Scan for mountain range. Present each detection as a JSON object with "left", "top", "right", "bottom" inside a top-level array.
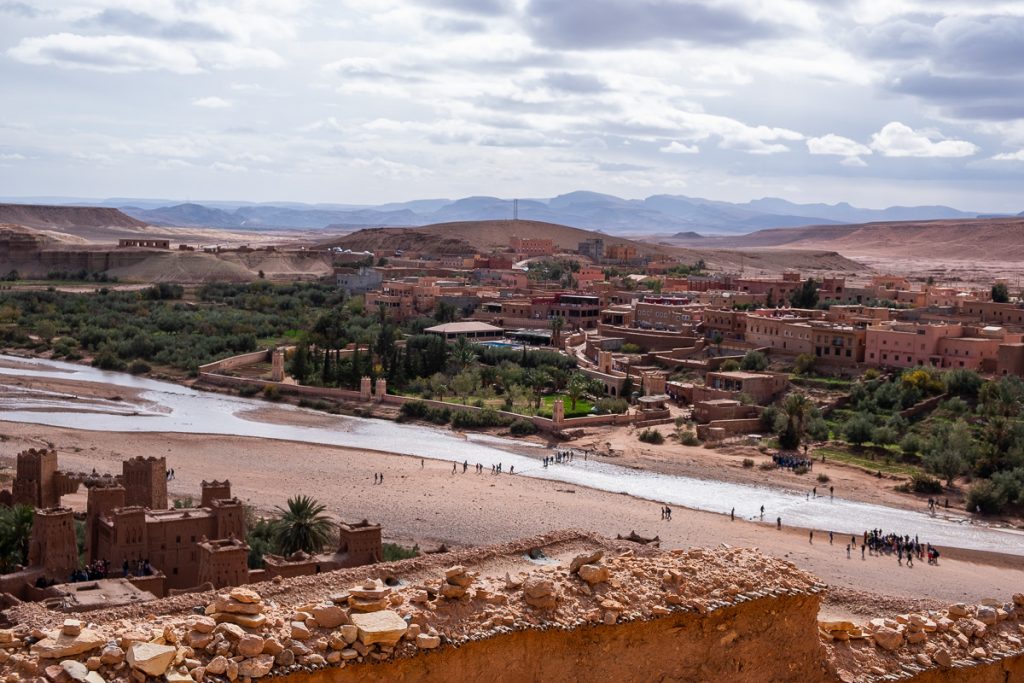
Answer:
[{"left": 2, "top": 192, "right": 1016, "bottom": 236}]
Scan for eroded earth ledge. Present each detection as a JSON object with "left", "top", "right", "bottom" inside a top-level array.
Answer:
[{"left": 2, "top": 531, "right": 1021, "bottom": 683}]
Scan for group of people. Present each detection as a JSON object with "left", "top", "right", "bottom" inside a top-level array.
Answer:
[
  {"left": 864, "top": 529, "right": 940, "bottom": 566},
  {"left": 660, "top": 505, "right": 673, "bottom": 520},
  {"left": 68, "top": 559, "right": 111, "bottom": 583},
  {"left": 372, "top": 472, "right": 385, "bottom": 484},
  {"left": 122, "top": 558, "right": 154, "bottom": 577},
  {"left": 165, "top": 468, "right": 176, "bottom": 481},
  {"left": 772, "top": 453, "right": 813, "bottom": 470}
]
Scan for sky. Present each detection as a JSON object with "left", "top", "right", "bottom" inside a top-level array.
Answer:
[{"left": 2, "top": 0, "right": 1024, "bottom": 210}]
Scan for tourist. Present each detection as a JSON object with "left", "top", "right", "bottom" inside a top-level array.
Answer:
[
  {"left": 666, "top": 506, "right": 672, "bottom": 521},
  {"left": 379, "top": 473, "right": 384, "bottom": 484},
  {"left": 730, "top": 508, "right": 735, "bottom": 521},
  {"left": 463, "top": 460, "right": 468, "bottom": 473},
  {"left": 510, "top": 465, "right": 514, "bottom": 474},
  {"left": 373, "top": 473, "right": 378, "bottom": 485},
  {"left": 776, "top": 517, "right": 781, "bottom": 530},
  {"left": 660, "top": 506, "right": 666, "bottom": 520},
  {"left": 829, "top": 531, "right": 833, "bottom": 545},
  {"left": 812, "top": 487, "right": 816, "bottom": 498},
  {"left": 421, "top": 459, "right": 424, "bottom": 468},
  {"left": 829, "top": 485, "right": 834, "bottom": 499},
  {"left": 809, "top": 530, "right": 813, "bottom": 544},
  {"left": 760, "top": 505, "right": 765, "bottom": 520},
  {"left": 452, "top": 462, "right": 457, "bottom": 474},
  {"left": 846, "top": 544, "right": 851, "bottom": 559}
]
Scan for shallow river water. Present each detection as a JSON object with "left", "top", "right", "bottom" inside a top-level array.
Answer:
[{"left": 1, "top": 355, "right": 1022, "bottom": 556}]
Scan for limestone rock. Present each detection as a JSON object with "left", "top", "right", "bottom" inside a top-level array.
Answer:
[
  {"left": 238, "top": 654, "right": 274, "bottom": 678},
  {"left": 971, "top": 647, "right": 987, "bottom": 659},
  {"left": 62, "top": 620, "right": 82, "bottom": 637},
  {"left": 32, "top": 628, "right": 106, "bottom": 659},
  {"left": 311, "top": 604, "right": 349, "bottom": 629},
  {"left": 948, "top": 604, "right": 969, "bottom": 618},
  {"left": 341, "top": 624, "right": 358, "bottom": 644},
  {"left": 191, "top": 616, "right": 216, "bottom": 634},
  {"left": 1013, "top": 593, "right": 1024, "bottom": 608},
  {"left": 126, "top": 642, "right": 176, "bottom": 677},
  {"left": 416, "top": 633, "right": 440, "bottom": 650},
  {"left": 570, "top": 550, "right": 604, "bottom": 574},
  {"left": 290, "top": 621, "right": 311, "bottom": 640},
  {"left": 523, "top": 577, "right": 558, "bottom": 609},
  {"left": 236, "top": 634, "right": 264, "bottom": 658},
  {"left": 229, "top": 587, "right": 261, "bottom": 604},
  {"left": 99, "top": 645, "right": 125, "bottom": 666},
  {"left": 212, "top": 612, "right": 267, "bottom": 629},
  {"left": 933, "top": 648, "right": 953, "bottom": 668},
  {"left": 350, "top": 610, "right": 408, "bottom": 646},
  {"left": 262, "top": 637, "right": 284, "bottom": 656},
  {"left": 212, "top": 596, "right": 262, "bottom": 615},
  {"left": 214, "top": 623, "right": 245, "bottom": 641},
  {"left": 976, "top": 606, "right": 998, "bottom": 625},
  {"left": 205, "top": 656, "right": 227, "bottom": 675},
  {"left": 578, "top": 564, "right": 610, "bottom": 585},
  {"left": 873, "top": 627, "right": 903, "bottom": 652}
]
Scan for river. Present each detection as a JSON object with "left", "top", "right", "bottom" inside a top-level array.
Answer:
[{"left": 1, "top": 354, "right": 1022, "bottom": 556}]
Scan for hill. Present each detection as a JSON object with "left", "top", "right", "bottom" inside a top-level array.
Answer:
[
  {"left": 323, "top": 220, "right": 674, "bottom": 256},
  {"left": 681, "top": 217, "right": 1024, "bottom": 262},
  {"left": 0, "top": 203, "right": 147, "bottom": 230},
  {"left": 324, "top": 219, "right": 864, "bottom": 275}
]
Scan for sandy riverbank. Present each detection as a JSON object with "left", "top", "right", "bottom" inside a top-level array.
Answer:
[{"left": 0, "top": 421, "right": 1020, "bottom": 621}]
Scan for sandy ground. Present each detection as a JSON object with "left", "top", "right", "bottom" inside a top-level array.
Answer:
[{"left": 1, "top": 421, "right": 1020, "bottom": 621}]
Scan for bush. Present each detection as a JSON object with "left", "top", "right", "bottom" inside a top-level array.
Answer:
[
  {"left": 740, "top": 350, "right": 768, "bottom": 372},
  {"left": 382, "top": 542, "right": 419, "bottom": 561},
  {"left": 238, "top": 384, "right": 260, "bottom": 397},
  {"left": 817, "top": 472, "right": 830, "bottom": 483},
  {"left": 594, "top": 397, "right": 628, "bottom": 414},
  {"left": 720, "top": 359, "right": 740, "bottom": 372},
  {"left": 509, "top": 419, "right": 538, "bottom": 436},
  {"left": 262, "top": 384, "right": 281, "bottom": 401},
  {"left": 637, "top": 428, "right": 664, "bottom": 444},
  {"left": 794, "top": 464, "right": 809, "bottom": 475},
  {"left": 909, "top": 472, "right": 943, "bottom": 494},
  {"left": 620, "top": 343, "right": 642, "bottom": 354},
  {"left": 759, "top": 461, "right": 776, "bottom": 470},
  {"left": 793, "top": 353, "right": 816, "bottom": 375},
  {"left": 899, "top": 432, "right": 923, "bottom": 456},
  {"left": 127, "top": 360, "right": 151, "bottom": 375},
  {"left": 451, "top": 408, "right": 511, "bottom": 429},
  {"left": 399, "top": 401, "right": 451, "bottom": 425},
  {"left": 966, "top": 479, "right": 1005, "bottom": 515},
  {"left": 742, "top": 458, "right": 754, "bottom": 468},
  {"left": 679, "top": 431, "right": 699, "bottom": 446}
]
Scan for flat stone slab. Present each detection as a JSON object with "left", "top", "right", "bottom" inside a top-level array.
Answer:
[
  {"left": 350, "top": 610, "right": 408, "bottom": 646},
  {"left": 31, "top": 628, "right": 106, "bottom": 659}
]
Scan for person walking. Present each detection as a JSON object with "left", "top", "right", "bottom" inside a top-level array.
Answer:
[
  {"left": 809, "top": 530, "right": 813, "bottom": 544},
  {"left": 730, "top": 508, "right": 735, "bottom": 521},
  {"left": 421, "top": 459, "right": 424, "bottom": 468},
  {"left": 846, "top": 544, "right": 851, "bottom": 559},
  {"left": 829, "top": 531, "right": 833, "bottom": 545},
  {"left": 760, "top": 505, "right": 765, "bottom": 520},
  {"left": 452, "top": 462, "right": 457, "bottom": 474},
  {"left": 379, "top": 473, "right": 384, "bottom": 484},
  {"left": 829, "top": 485, "right": 834, "bottom": 499},
  {"left": 776, "top": 517, "right": 781, "bottom": 530}
]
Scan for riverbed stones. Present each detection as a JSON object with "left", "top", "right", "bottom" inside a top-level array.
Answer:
[{"left": 350, "top": 610, "right": 408, "bottom": 646}]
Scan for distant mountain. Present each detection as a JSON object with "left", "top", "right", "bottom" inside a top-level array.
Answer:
[{"left": 3, "top": 192, "right": 1014, "bottom": 235}]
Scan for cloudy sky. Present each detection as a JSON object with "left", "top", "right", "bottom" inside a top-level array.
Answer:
[{"left": 2, "top": 0, "right": 1024, "bottom": 210}]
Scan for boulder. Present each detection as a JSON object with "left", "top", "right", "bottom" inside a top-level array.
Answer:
[
  {"left": 416, "top": 633, "right": 440, "bottom": 650},
  {"left": 238, "top": 654, "right": 275, "bottom": 678},
  {"left": 933, "top": 648, "right": 953, "bottom": 668},
  {"left": 236, "top": 634, "right": 264, "bottom": 658},
  {"left": 290, "top": 621, "right": 311, "bottom": 640},
  {"left": 311, "top": 604, "right": 349, "bottom": 628},
  {"left": 229, "top": 587, "right": 261, "bottom": 604},
  {"left": 523, "top": 577, "right": 558, "bottom": 609},
  {"left": 191, "top": 616, "right": 216, "bottom": 634},
  {"left": 59, "top": 660, "right": 91, "bottom": 682},
  {"left": 350, "top": 610, "right": 408, "bottom": 646},
  {"left": 205, "top": 656, "right": 228, "bottom": 675},
  {"left": 99, "top": 645, "right": 124, "bottom": 666},
  {"left": 214, "top": 623, "right": 245, "bottom": 641},
  {"left": 126, "top": 642, "right": 176, "bottom": 677},
  {"left": 578, "top": 564, "right": 610, "bottom": 585},
  {"left": 570, "top": 550, "right": 604, "bottom": 574},
  {"left": 341, "top": 624, "right": 358, "bottom": 644},
  {"left": 976, "top": 606, "right": 998, "bottom": 625},
  {"left": 873, "top": 627, "right": 903, "bottom": 652},
  {"left": 948, "top": 604, "right": 969, "bottom": 618},
  {"left": 1013, "top": 593, "right": 1024, "bottom": 608},
  {"left": 32, "top": 628, "right": 106, "bottom": 659}
]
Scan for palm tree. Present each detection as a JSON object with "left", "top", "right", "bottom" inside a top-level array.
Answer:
[
  {"left": 525, "top": 368, "right": 550, "bottom": 411},
  {"left": 779, "top": 393, "right": 813, "bottom": 451},
  {"left": 0, "top": 505, "right": 34, "bottom": 572},
  {"left": 550, "top": 315, "right": 565, "bottom": 347},
  {"left": 272, "top": 496, "right": 337, "bottom": 556},
  {"left": 451, "top": 336, "right": 477, "bottom": 372},
  {"left": 566, "top": 372, "right": 590, "bottom": 411}
]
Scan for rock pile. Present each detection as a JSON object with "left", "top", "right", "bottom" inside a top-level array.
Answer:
[
  {"left": 824, "top": 593, "right": 1024, "bottom": 681},
  {"left": 440, "top": 565, "right": 475, "bottom": 600}
]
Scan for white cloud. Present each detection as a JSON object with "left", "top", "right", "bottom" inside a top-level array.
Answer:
[
  {"left": 193, "top": 96, "right": 231, "bottom": 109},
  {"left": 7, "top": 33, "right": 201, "bottom": 73},
  {"left": 0, "top": 153, "right": 26, "bottom": 161},
  {"left": 991, "top": 150, "right": 1024, "bottom": 161},
  {"left": 807, "top": 133, "right": 872, "bottom": 157},
  {"left": 840, "top": 155, "right": 868, "bottom": 167},
  {"left": 211, "top": 161, "right": 248, "bottom": 173},
  {"left": 869, "top": 122, "right": 978, "bottom": 158},
  {"left": 660, "top": 141, "right": 699, "bottom": 154}
]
